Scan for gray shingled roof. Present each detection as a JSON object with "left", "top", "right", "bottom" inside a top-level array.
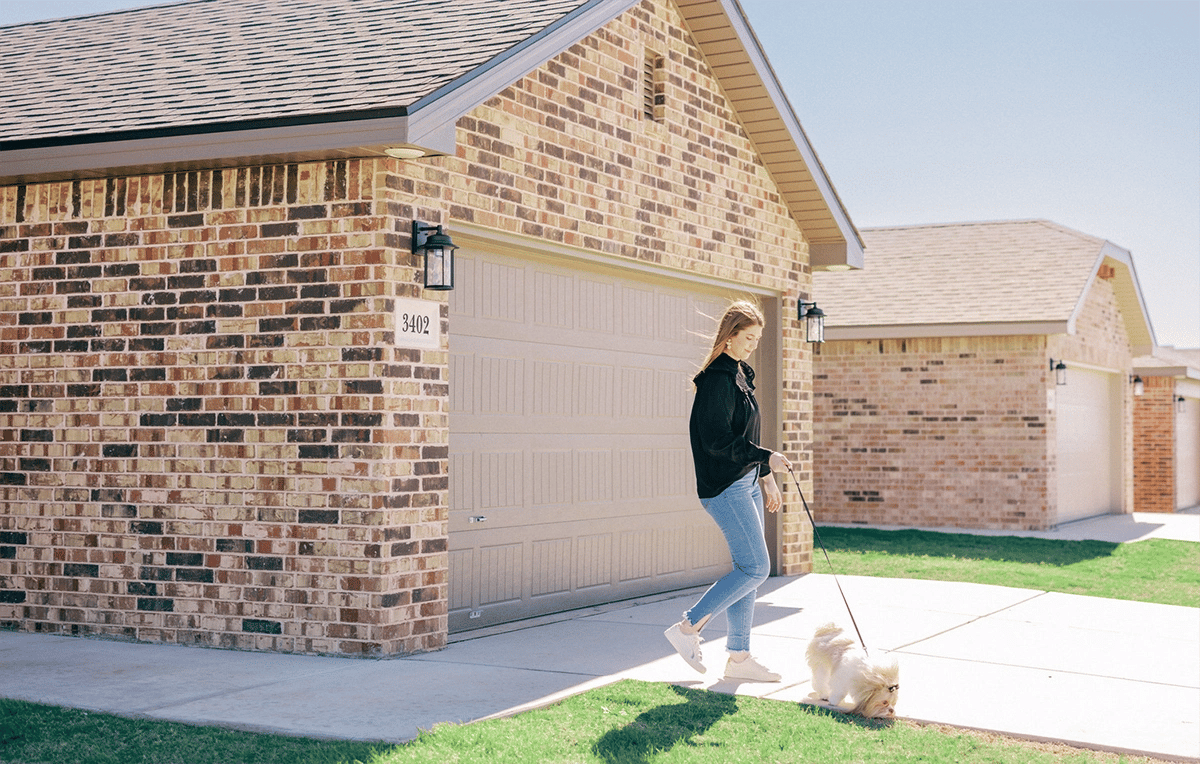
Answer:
[
  {"left": 0, "top": 0, "right": 863, "bottom": 268},
  {"left": 0, "top": 0, "right": 591, "bottom": 146},
  {"left": 814, "top": 219, "right": 1154, "bottom": 345}
]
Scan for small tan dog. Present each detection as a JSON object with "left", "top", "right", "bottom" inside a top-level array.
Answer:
[{"left": 805, "top": 623, "right": 900, "bottom": 718}]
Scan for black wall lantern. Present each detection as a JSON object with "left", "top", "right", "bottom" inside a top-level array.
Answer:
[
  {"left": 411, "top": 221, "right": 458, "bottom": 291},
  {"left": 1178, "top": 396, "right": 1187, "bottom": 414},
  {"left": 1130, "top": 375, "right": 1145, "bottom": 396},
  {"left": 1050, "top": 358, "right": 1067, "bottom": 386},
  {"left": 798, "top": 300, "right": 825, "bottom": 344}
]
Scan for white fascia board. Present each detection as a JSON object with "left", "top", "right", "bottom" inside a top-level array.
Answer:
[
  {"left": 1134, "top": 365, "right": 1200, "bottom": 381},
  {"left": 1068, "top": 241, "right": 1157, "bottom": 348},
  {"left": 825, "top": 321, "right": 1070, "bottom": 341},
  {"left": 719, "top": 0, "right": 863, "bottom": 268},
  {"left": 1103, "top": 242, "right": 1157, "bottom": 348},
  {"left": 0, "top": 115, "right": 450, "bottom": 185}
]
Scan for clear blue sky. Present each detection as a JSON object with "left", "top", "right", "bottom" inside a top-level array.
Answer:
[{"left": 4, "top": 0, "right": 1197, "bottom": 349}]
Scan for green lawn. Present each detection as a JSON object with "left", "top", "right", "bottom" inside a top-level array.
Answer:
[
  {"left": 0, "top": 680, "right": 1173, "bottom": 764},
  {"left": 2, "top": 528, "right": 1194, "bottom": 764},
  {"left": 812, "top": 527, "right": 1200, "bottom": 608}
]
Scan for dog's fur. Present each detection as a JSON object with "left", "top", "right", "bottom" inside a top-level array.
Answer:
[{"left": 805, "top": 623, "right": 900, "bottom": 718}]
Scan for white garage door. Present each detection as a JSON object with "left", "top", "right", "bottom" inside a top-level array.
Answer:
[
  {"left": 447, "top": 250, "right": 746, "bottom": 632},
  {"left": 1177, "top": 395, "right": 1200, "bottom": 510},
  {"left": 1055, "top": 367, "right": 1121, "bottom": 523}
]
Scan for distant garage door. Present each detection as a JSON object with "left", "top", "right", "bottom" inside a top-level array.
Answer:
[
  {"left": 447, "top": 249, "right": 745, "bottom": 633},
  {"left": 1055, "top": 367, "right": 1121, "bottom": 523}
]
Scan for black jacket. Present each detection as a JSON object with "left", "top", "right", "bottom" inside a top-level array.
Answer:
[{"left": 689, "top": 353, "right": 772, "bottom": 499}]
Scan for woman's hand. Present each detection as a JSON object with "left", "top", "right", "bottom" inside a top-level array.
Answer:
[
  {"left": 761, "top": 473, "right": 782, "bottom": 513},
  {"left": 768, "top": 451, "right": 791, "bottom": 474}
]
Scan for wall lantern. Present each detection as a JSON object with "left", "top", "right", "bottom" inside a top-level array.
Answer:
[
  {"left": 411, "top": 221, "right": 458, "bottom": 291},
  {"left": 798, "top": 300, "right": 825, "bottom": 344},
  {"left": 1130, "top": 375, "right": 1144, "bottom": 396},
  {"left": 1178, "top": 396, "right": 1187, "bottom": 414},
  {"left": 1050, "top": 358, "right": 1067, "bottom": 386}
]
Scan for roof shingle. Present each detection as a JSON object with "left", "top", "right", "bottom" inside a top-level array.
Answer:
[
  {"left": 0, "top": 0, "right": 591, "bottom": 145},
  {"left": 814, "top": 219, "right": 1113, "bottom": 329}
]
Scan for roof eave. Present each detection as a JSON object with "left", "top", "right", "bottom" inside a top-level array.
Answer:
[
  {"left": 1068, "top": 241, "right": 1156, "bottom": 349},
  {"left": 825, "top": 321, "right": 1071, "bottom": 341},
  {"left": 0, "top": 0, "right": 637, "bottom": 186},
  {"left": 1132, "top": 364, "right": 1200, "bottom": 380},
  {"left": 677, "top": 0, "right": 864, "bottom": 270},
  {"left": 0, "top": 115, "right": 458, "bottom": 186}
]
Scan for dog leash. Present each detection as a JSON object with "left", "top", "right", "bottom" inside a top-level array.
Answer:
[{"left": 783, "top": 463, "right": 871, "bottom": 655}]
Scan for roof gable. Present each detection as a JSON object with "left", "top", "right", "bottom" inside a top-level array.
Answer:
[
  {"left": 0, "top": 0, "right": 860, "bottom": 267},
  {"left": 814, "top": 219, "right": 1155, "bottom": 346}
]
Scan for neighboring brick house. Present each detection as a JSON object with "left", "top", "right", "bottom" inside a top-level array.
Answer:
[
  {"left": 0, "top": 0, "right": 863, "bottom": 655},
  {"left": 811, "top": 220, "right": 1155, "bottom": 531},
  {"left": 1133, "top": 346, "right": 1200, "bottom": 512}
]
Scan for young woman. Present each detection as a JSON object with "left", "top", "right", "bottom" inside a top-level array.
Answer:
[{"left": 664, "top": 300, "right": 791, "bottom": 682}]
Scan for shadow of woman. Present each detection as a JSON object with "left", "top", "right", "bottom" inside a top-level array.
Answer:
[{"left": 592, "top": 685, "right": 738, "bottom": 764}]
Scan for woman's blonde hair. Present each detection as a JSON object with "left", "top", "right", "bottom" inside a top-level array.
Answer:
[{"left": 699, "top": 299, "right": 765, "bottom": 372}]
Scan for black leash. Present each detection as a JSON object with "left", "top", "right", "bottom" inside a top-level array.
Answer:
[{"left": 783, "top": 464, "right": 871, "bottom": 655}]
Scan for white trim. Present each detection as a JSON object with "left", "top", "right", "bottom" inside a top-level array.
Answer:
[
  {"left": 1060, "top": 358, "right": 1123, "bottom": 376},
  {"left": 0, "top": 116, "right": 458, "bottom": 185},
  {"left": 451, "top": 221, "right": 776, "bottom": 297},
  {"left": 825, "top": 321, "right": 1070, "bottom": 341},
  {"left": 1134, "top": 365, "right": 1200, "bottom": 381}
]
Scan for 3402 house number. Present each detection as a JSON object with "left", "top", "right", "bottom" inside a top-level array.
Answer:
[
  {"left": 400, "top": 312, "right": 431, "bottom": 336},
  {"left": 394, "top": 298, "right": 440, "bottom": 350}
]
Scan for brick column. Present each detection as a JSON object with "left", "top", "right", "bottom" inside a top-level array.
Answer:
[{"left": 1133, "top": 376, "right": 1176, "bottom": 512}]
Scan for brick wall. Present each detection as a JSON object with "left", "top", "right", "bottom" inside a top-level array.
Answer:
[
  {"left": 0, "top": 162, "right": 450, "bottom": 655},
  {"left": 1, "top": 0, "right": 818, "bottom": 655},
  {"left": 813, "top": 336, "right": 1052, "bottom": 530},
  {"left": 1133, "top": 376, "right": 1176, "bottom": 512}
]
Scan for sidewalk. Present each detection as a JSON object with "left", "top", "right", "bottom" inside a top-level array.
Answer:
[{"left": 1, "top": 512, "right": 1197, "bottom": 762}]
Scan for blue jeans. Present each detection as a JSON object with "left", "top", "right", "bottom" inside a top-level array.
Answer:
[{"left": 685, "top": 470, "right": 770, "bottom": 653}]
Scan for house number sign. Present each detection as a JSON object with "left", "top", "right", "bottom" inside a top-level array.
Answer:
[{"left": 395, "top": 297, "right": 441, "bottom": 350}]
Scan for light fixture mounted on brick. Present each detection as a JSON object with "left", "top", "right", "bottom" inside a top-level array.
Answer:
[
  {"left": 411, "top": 221, "right": 458, "bottom": 290},
  {"left": 1050, "top": 358, "right": 1067, "bottom": 386},
  {"left": 798, "top": 299, "right": 825, "bottom": 343},
  {"left": 385, "top": 146, "right": 427, "bottom": 159},
  {"left": 1130, "top": 374, "right": 1144, "bottom": 396}
]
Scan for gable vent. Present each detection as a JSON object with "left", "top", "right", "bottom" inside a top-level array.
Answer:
[{"left": 643, "top": 52, "right": 664, "bottom": 122}]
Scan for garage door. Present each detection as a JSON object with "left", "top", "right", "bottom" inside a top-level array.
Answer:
[
  {"left": 447, "top": 250, "right": 746, "bottom": 633},
  {"left": 1055, "top": 367, "right": 1121, "bottom": 523},
  {"left": 1177, "top": 394, "right": 1200, "bottom": 510}
]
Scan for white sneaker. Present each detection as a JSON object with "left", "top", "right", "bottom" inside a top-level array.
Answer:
[
  {"left": 723, "top": 654, "right": 781, "bottom": 682},
  {"left": 664, "top": 622, "right": 706, "bottom": 674}
]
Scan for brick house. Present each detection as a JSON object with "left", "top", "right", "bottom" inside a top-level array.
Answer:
[
  {"left": 811, "top": 220, "right": 1155, "bottom": 531},
  {"left": 0, "top": 0, "right": 862, "bottom": 655},
  {"left": 1133, "top": 346, "right": 1200, "bottom": 512}
]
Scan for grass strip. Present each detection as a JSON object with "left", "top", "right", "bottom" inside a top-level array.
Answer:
[
  {"left": 812, "top": 528, "right": 1200, "bottom": 608},
  {"left": 0, "top": 680, "right": 1175, "bottom": 764}
]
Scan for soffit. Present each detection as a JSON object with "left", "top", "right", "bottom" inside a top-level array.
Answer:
[{"left": 675, "top": 0, "right": 862, "bottom": 264}]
